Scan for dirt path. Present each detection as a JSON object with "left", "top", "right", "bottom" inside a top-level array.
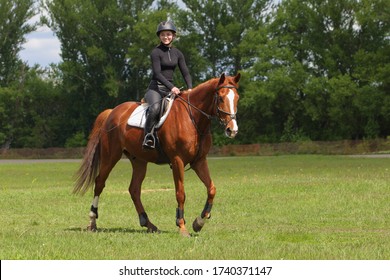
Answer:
[{"left": 0, "top": 159, "right": 81, "bottom": 164}]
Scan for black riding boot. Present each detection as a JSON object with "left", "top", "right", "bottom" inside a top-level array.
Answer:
[{"left": 143, "top": 113, "right": 156, "bottom": 149}]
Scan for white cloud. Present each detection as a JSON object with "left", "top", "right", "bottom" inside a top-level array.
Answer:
[{"left": 20, "top": 25, "right": 61, "bottom": 67}]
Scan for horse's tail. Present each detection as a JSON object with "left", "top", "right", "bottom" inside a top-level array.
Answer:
[{"left": 73, "top": 109, "right": 112, "bottom": 195}]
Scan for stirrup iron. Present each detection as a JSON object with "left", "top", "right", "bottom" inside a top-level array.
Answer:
[{"left": 143, "top": 133, "right": 155, "bottom": 149}]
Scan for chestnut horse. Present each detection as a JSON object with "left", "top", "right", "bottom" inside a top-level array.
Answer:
[{"left": 73, "top": 73, "right": 241, "bottom": 237}]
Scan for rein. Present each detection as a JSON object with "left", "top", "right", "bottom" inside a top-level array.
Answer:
[
  {"left": 175, "top": 93, "right": 213, "bottom": 121},
  {"left": 175, "top": 84, "right": 238, "bottom": 126}
]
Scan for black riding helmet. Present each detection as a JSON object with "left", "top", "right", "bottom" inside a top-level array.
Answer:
[{"left": 156, "top": 21, "right": 177, "bottom": 36}]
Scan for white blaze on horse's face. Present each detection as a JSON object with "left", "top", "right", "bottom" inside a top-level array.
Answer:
[{"left": 224, "top": 89, "right": 239, "bottom": 138}]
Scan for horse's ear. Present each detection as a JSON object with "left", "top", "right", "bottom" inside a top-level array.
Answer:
[
  {"left": 234, "top": 73, "right": 241, "bottom": 83},
  {"left": 218, "top": 73, "right": 226, "bottom": 85}
]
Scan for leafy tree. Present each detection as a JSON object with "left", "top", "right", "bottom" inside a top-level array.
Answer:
[
  {"left": 222, "top": 0, "right": 272, "bottom": 74},
  {"left": 180, "top": 0, "right": 229, "bottom": 78},
  {"left": 0, "top": 87, "right": 18, "bottom": 147},
  {"left": 354, "top": 0, "right": 390, "bottom": 138},
  {"left": 240, "top": 0, "right": 389, "bottom": 142},
  {"left": 0, "top": 66, "right": 62, "bottom": 148},
  {"left": 0, "top": 0, "right": 45, "bottom": 148},
  {"left": 181, "top": 0, "right": 271, "bottom": 78},
  {"left": 0, "top": 0, "right": 36, "bottom": 86}
]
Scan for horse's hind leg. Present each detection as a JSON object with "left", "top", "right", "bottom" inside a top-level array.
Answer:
[
  {"left": 128, "top": 158, "right": 159, "bottom": 233},
  {"left": 88, "top": 147, "right": 123, "bottom": 231},
  {"left": 191, "top": 158, "right": 216, "bottom": 232}
]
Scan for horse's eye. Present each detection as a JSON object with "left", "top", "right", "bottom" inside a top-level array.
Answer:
[{"left": 218, "top": 96, "right": 223, "bottom": 103}]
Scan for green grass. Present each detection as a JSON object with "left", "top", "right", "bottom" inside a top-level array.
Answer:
[{"left": 0, "top": 155, "right": 389, "bottom": 260}]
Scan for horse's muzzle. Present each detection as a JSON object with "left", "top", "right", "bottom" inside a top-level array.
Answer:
[
  {"left": 225, "top": 127, "right": 238, "bottom": 138},
  {"left": 224, "top": 118, "right": 238, "bottom": 138}
]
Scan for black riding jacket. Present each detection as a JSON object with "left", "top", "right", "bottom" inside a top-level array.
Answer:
[{"left": 150, "top": 44, "right": 192, "bottom": 91}]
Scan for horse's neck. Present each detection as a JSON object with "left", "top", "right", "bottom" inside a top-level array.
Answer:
[{"left": 186, "top": 81, "right": 216, "bottom": 112}]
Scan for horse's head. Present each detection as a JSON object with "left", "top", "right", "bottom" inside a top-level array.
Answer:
[{"left": 214, "top": 73, "right": 241, "bottom": 138}]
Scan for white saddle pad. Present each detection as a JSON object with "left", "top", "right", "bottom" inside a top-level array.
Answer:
[{"left": 127, "top": 97, "right": 174, "bottom": 128}]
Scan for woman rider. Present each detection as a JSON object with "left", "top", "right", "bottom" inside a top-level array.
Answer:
[{"left": 142, "top": 21, "right": 192, "bottom": 149}]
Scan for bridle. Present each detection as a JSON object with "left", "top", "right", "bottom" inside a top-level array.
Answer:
[
  {"left": 214, "top": 85, "right": 238, "bottom": 126},
  {"left": 175, "top": 84, "right": 239, "bottom": 128}
]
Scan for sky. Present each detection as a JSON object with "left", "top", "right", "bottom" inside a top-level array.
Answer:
[{"left": 20, "top": 15, "right": 61, "bottom": 67}]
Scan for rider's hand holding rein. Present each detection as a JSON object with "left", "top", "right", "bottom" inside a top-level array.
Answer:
[
  {"left": 172, "top": 87, "right": 191, "bottom": 96},
  {"left": 171, "top": 86, "right": 181, "bottom": 95}
]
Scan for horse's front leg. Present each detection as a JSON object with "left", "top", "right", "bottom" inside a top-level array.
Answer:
[
  {"left": 171, "top": 157, "right": 190, "bottom": 237},
  {"left": 191, "top": 158, "right": 216, "bottom": 232},
  {"left": 129, "top": 159, "right": 159, "bottom": 233}
]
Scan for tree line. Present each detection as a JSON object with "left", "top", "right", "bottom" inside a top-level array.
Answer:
[{"left": 0, "top": 0, "right": 389, "bottom": 148}]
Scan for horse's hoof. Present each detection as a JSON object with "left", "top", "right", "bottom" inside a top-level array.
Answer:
[
  {"left": 192, "top": 216, "right": 205, "bottom": 232},
  {"left": 179, "top": 228, "right": 191, "bottom": 238},
  {"left": 146, "top": 226, "right": 160, "bottom": 234},
  {"left": 87, "top": 224, "right": 97, "bottom": 232}
]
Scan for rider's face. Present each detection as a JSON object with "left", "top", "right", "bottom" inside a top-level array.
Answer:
[{"left": 159, "top": 31, "right": 175, "bottom": 45}]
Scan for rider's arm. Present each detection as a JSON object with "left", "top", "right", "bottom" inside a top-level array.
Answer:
[{"left": 177, "top": 50, "right": 192, "bottom": 90}]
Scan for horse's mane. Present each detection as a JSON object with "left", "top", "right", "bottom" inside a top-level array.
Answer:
[{"left": 182, "top": 77, "right": 219, "bottom": 97}]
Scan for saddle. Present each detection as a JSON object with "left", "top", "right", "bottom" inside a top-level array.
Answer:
[{"left": 127, "top": 95, "right": 174, "bottom": 129}]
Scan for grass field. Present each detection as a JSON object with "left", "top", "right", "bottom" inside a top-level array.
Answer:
[{"left": 0, "top": 155, "right": 389, "bottom": 260}]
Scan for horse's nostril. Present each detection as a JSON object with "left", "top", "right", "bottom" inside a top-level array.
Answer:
[{"left": 225, "top": 127, "right": 238, "bottom": 138}]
